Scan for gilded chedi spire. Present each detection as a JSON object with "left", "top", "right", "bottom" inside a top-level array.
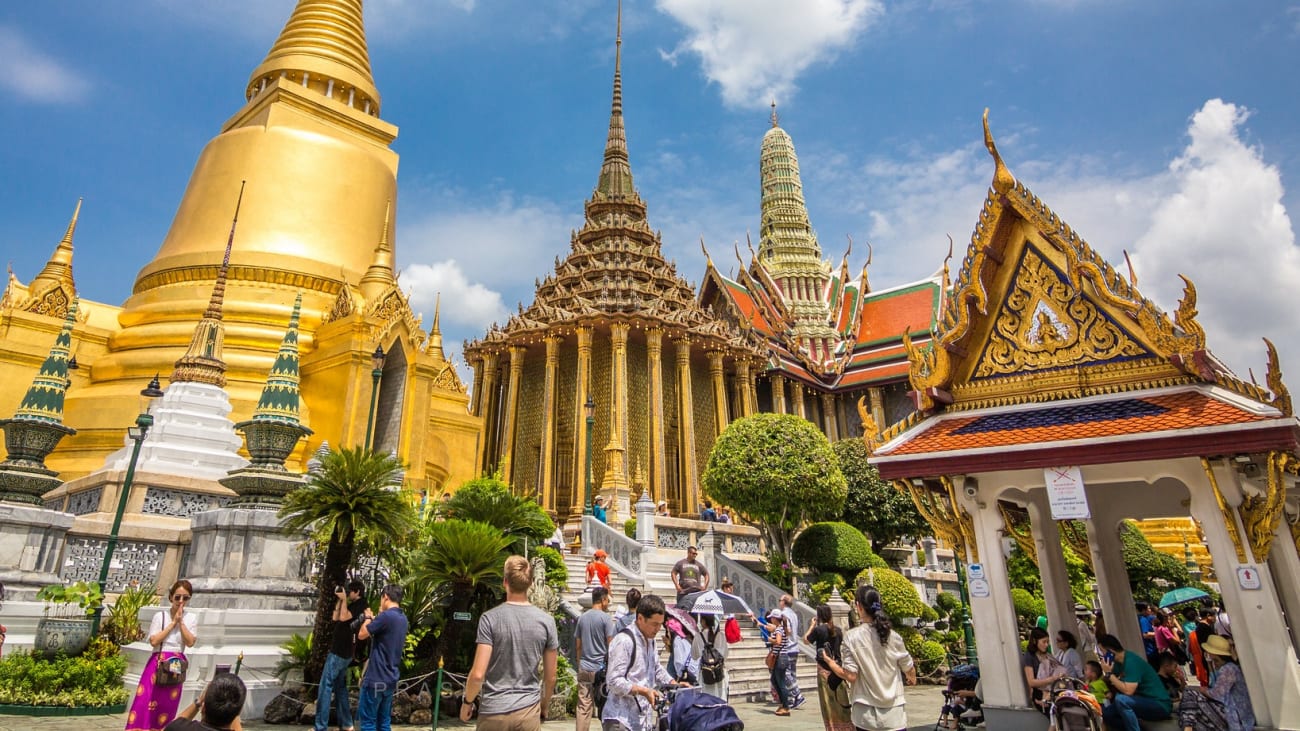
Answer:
[
  {"left": 359, "top": 199, "right": 396, "bottom": 303},
  {"left": 171, "top": 183, "right": 244, "bottom": 387},
  {"left": 246, "top": 0, "right": 380, "bottom": 115},
  {"left": 594, "top": 0, "right": 638, "bottom": 204},
  {"left": 252, "top": 293, "right": 305, "bottom": 426},
  {"left": 28, "top": 198, "right": 81, "bottom": 298},
  {"left": 14, "top": 301, "right": 79, "bottom": 424}
]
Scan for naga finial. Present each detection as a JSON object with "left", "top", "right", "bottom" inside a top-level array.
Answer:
[
  {"left": 865, "top": 241, "right": 873, "bottom": 268},
  {"left": 983, "top": 108, "right": 1015, "bottom": 194},
  {"left": 746, "top": 231, "right": 757, "bottom": 260},
  {"left": 1123, "top": 250, "right": 1138, "bottom": 288},
  {"left": 1175, "top": 274, "right": 1207, "bottom": 349},
  {"left": 700, "top": 236, "right": 713, "bottom": 267},
  {"left": 942, "top": 234, "right": 954, "bottom": 291},
  {"left": 857, "top": 395, "right": 880, "bottom": 455},
  {"left": 1264, "top": 337, "right": 1292, "bottom": 416}
]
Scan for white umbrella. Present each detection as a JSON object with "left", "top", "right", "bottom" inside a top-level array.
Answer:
[{"left": 678, "top": 589, "right": 754, "bottom": 617}]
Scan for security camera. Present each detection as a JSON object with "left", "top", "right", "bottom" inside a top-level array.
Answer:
[{"left": 963, "top": 484, "right": 978, "bottom": 500}]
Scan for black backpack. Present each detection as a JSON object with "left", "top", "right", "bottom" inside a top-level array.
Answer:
[
  {"left": 593, "top": 628, "right": 638, "bottom": 712},
  {"left": 699, "top": 626, "right": 725, "bottom": 685}
]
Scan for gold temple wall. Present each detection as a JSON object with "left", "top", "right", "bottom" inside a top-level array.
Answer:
[
  {"left": 511, "top": 347, "right": 548, "bottom": 497},
  {"left": 626, "top": 338, "right": 650, "bottom": 483}
]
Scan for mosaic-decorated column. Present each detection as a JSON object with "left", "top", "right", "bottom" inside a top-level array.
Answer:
[
  {"left": 647, "top": 329, "right": 666, "bottom": 502},
  {"left": 675, "top": 339, "right": 699, "bottom": 514},
  {"left": 478, "top": 352, "right": 500, "bottom": 472},
  {"left": 468, "top": 355, "right": 485, "bottom": 417},
  {"left": 611, "top": 323, "right": 630, "bottom": 455},
  {"left": 792, "top": 382, "right": 806, "bottom": 420},
  {"left": 570, "top": 327, "right": 593, "bottom": 517},
  {"left": 707, "top": 351, "right": 728, "bottom": 435},
  {"left": 540, "top": 334, "right": 560, "bottom": 512},
  {"left": 771, "top": 374, "right": 787, "bottom": 414},
  {"left": 736, "top": 360, "right": 753, "bottom": 417},
  {"left": 821, "top": 392, "right": 837, "bottom": 440},
  {"left": 500, "top": 345, "right": 525, "bottom": 483}
]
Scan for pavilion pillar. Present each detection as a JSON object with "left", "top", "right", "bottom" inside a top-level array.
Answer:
[
  {"left": 748, "top": 366, "right": 760, "bottom": 414},
  {"left": 539, "top": 334, "right": 560, "bottom": 512},
  {"left": 675, "top": 339, "right": 699, "bottom": 514},
  {"left": 868, "top": 387, "right": 886, "bottom": 429},
  {"left": 1083, "top": 516, "right": 1142, "bottom": 654},
  {"left": 611, "top": 324, "right": 630, "bottom": 457},
  {"left": 707, "top": 351, "right": 728, "bottom": 436},
  {"left": 469, "top": 356, "right": 485, "bottom": 416},
  {"left": 792, "top": 383, "right": 806, "bottom": 420},
  {"left": 963, "top": 476, "right": 1030, "bottom": 710},
  {"left": 500, "top": 345, "right": 525, "bottom": 484},
  {"left": 647, "top": 329, "right": 667, "bottom": 503},
  {"left": 1191, "top": 458, "right": 1300, "bottom": 729},
  {"left": 569, "top": 327, "right": 593, "bottom": 519},
  {"left": 771, "top": 374, "right": 787, "bottom": 414},
  {"left": 1267, "top": 517, "right": 1300, "bottom": 655},
  {"left": 479, "top": 352, "right": 500, "bottom": 473},
  {"left": 1025, "top": 494, "right": 1075, "bottom": 641},
  {"left": 735, "top": 360, "right": 753, "bottom": 417},
  {"left": 835, "top": 395, "right": 849, "bottom": 438},
  {"left": 821, "top": 392, "right": 838, "bottom": 440}
]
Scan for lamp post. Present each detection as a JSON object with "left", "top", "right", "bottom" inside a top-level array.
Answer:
[
  {"left": 955, "top": 557, "right": 978, "bottom": 665},
  {"left": 583, "top": 395, "right": 595, "bottom": 515},
  {"left": 364, "top": 345, "right": 385, "bottom": 450},
  {"left": 91, "top": 375, "right": 165, "bottom": 636}
]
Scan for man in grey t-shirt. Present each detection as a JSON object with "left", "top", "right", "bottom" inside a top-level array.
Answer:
[
  {"left": 574, "top": 587, "right": 613, "bottom": 731},
  {"left": 461, "top": 556, "right": 559, "bottom": 731}
]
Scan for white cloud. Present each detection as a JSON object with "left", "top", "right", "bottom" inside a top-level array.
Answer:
[
  {"left": 831, "top": 100, "right": 1300, "bottom": 378},
  {"left": 0, "top": 27, "right": 89, "bottom": 104},
  {"left": 655, "top": 0, "right": 882, "bottom": 108}
]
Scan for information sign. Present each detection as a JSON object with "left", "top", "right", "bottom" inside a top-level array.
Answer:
[{"left": 1044, "top": 466, "right": 1090, "bottom": 520}]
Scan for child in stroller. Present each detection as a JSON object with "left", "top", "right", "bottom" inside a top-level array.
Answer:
[
  {"left": 657, "top": 686, "right": 744, "bottom": 731},
  {"left": 1045, "top": 677, "right": 1103, "bottom": 731},
  {"left": 936, "top": 664, "right": 981, "bottom": 729}
]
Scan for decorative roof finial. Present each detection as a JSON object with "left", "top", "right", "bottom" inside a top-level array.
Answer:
[
  {"left": 171, "top": 181, "right": 245, "bottom": 387},
  {"left": 983, "top": 108, "right": 1015, "bottom": 194},
  {"left": 360, "top": 198, "right": 396, "bottom": 302},
  {"left": 13, "top": 300, "right": 79, "bottom": 424},
  {"left": 700, "top": 237, "right": 714, "bottom": 268},
  {"left": 770, "top": 99, "right": 779, "bottom": 128},
  {"left": 595, "top": 0, "right": 635, "bottom": 199},
  {"left": 1123, "top": 250, "right": 1138, "bottom": 288},
  {"left": 251, "top": 292, "right": 306, "bottom": 426},
  {"left": 941, "top": 234, "right": 954, "bottom": 292},
  {"left": 28, "top": 198, "right": 82, "bottom": 300},
  {"left": 1264, "top": 337, "right": 1291, "bottom": 416}
]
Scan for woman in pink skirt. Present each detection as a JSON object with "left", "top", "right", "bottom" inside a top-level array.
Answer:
[{"left": 126, "top": 580, "right": 198, "bottom": 730}]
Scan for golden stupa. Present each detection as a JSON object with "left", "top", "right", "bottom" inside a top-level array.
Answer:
[{"left": 0, "top": 0, "right": 479, "bottom": 494}]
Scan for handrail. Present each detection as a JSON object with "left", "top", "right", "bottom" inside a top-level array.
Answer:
[
  {"left": 716, "top": 554, "right": 816, "bottom": 658},
  {"left": 581, "top": 515, "right": 647, "bottom": 581}
]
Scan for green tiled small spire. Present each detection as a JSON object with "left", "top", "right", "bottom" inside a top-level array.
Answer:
[
  {"left": 252, "top": 292, "right": 303, "bottom": 425},
  {"left": 14, "top": 301, "right": 78, "bottom": 423}
]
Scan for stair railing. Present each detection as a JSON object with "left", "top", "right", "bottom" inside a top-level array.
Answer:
[
  {"left": 581, "top": 515, "right": 649, "bottom": 583},
  {"left": 716, "top": 553, "right": 816, "bottom": 658}
]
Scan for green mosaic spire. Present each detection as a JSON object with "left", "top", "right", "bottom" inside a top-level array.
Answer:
[
  {"left": 252, "top": 293, "right": 303, "bottom": 425},
  {"left": 14, "top": 301, "right": 78, "bottom": 423}
]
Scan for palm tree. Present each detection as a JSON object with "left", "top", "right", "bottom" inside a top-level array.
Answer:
[
  {"left": 412, "top": 519, "right": 513, "bottom": 669},
  {"left": 279, "top": 446, "right": 416, "bottom": 683},
  {"left": 439, "top": 476, "right": 555, "bottom": 552}
]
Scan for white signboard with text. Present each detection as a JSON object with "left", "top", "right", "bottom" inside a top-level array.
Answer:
[{"left": 1044, "top": 466, "right": 1091, "bottom": 520}]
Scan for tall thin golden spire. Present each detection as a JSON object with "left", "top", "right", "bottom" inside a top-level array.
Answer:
[
  {"left": 428, "top": 292, "right": 444, "bottom": 354},
  {"left": 171, "top": 182, "right": 245, "bottom": 387},
  {"left": 245, "top": 0, "right": 380, "bottom": 114},
  {"left": 771, "top": 100, "right": 779, "bottom": 128},
  {"left": 28, "top": 198, "right": 81, "bottom": 296},
  {"left": 595, "top": 0, "right": 635, "bottom": 199},
  {"left": 360, "top": 198, "right": 396, "bottom": 303}
]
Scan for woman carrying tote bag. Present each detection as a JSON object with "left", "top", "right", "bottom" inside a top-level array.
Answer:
[{"left": 126, "top": 579, "right": 198, "bottom": 731}]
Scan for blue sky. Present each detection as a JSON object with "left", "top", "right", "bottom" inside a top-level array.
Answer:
[{"left": 2, "top": 1, "right": 1299, "bottom": 379}]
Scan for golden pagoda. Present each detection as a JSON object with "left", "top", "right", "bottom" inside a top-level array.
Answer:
[
  {"left": 0, "top": 0, "right": 479, "bottom": 495},
  {"left": 463, "top": 3, "right": 766, "bottom": 519}
]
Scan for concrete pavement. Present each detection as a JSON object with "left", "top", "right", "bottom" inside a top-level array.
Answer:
[{"left": 0, "top": 684, "right": 948, "bottom": 731}]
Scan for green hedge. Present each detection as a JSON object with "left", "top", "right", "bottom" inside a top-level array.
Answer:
[
  {"left": 0, "top": 649, "right": 128, "bottom": 708},
  {"left": 792, "top": 522, "right": 886, "bottom": 577},
  {"left": 854, "top": 566, "right": 925, "bottom": 619},
  {"left": 533, "top": 545, "right": 568, "bottom": 587}
]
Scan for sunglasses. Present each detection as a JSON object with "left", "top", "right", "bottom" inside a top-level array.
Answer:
[{"left": 173, "top": 595, "right": 192, "bottom": 602}]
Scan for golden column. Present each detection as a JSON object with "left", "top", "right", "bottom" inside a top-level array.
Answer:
[
  {"left": 792, "top": 382, "right": 806, "bottom": 420},
  {"left": 468, "top": 356, "right": 485, "bottom": 417},
  {"left": 611, "top": 323, "right": 630, "bottom": 454},
  {"left": 540, "top": 334, "right": 561, "bottom": 512},
  {"left": 868, "top": 387, "right": 886, "bottom": 430},
  {"left": 735, "top": 360, "right": 753, "bottom": 417},
  {"left": 647, "top": 328, "right": 667, "bottom": 502},
  {"left": 820, "top": 392, "right": 838, "bottom": 441},
  {"left": 675, "top": 339, "right": 699, "bottom": 513},
  {"left": 479, "top": 352, "right": 500, "bottom": 471},
  {"left": 748, "top": 363, "right": 760, "bottom": 415},
  {"left": 570, "top": 327, "right": 594, "bottom": 517},
  {"left": 501, "top": 345, "right": 525, "bottom": 483},
  {"left": 707, "top": 350, "right": 729, "bottom": 436},
  {"left": 771, "top": 374, "right": 787, "bottom": 414}
]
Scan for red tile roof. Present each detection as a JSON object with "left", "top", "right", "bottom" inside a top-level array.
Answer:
[{"left": 857, "top": 283, "right": 940, "bottom": 345}]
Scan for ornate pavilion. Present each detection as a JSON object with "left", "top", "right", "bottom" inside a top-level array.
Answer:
[
  {"left": 698, "top": 106, "right": 942, "bottom": 444},
  {"left": 868, "top": 112, "right": 1300, "bottom": 729},
  {"left": 463, "top": 11, "right": 767, "bottom": 522}
]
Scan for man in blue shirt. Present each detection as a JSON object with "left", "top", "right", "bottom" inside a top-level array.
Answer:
[
  {"left": 357, "top": 584, "right": 409, "bottom": 731},
  {"left": 1136, "top": 602, "right": 1158, "bottom": 663},
  {"left": 593, "top": 496, "right": 608, "bottom": 524}
]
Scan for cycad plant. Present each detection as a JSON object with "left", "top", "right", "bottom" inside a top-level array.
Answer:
[
  {"left": 438, "top": 476, "right": 555, "bottom": 553},
  {"left": 279, "top": 446, "right": 416, "bottom": 683},
  {"left": 412, "top": 519, "right": 513, "bottom": 670}
]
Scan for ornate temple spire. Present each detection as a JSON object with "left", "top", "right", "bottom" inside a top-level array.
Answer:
[
  {"left": 171, "top": 183, "right": 245, "bottom": 387},
  {"left": 14, "top": 301, "right": 78, "bottom": 424},
  {"left": 245, "top": 0, "right": 381, "bottom": 115},
  {"left": 252, "top": 293, "right": 305, "bottom": 426},
  {"left": 428, "top": 292, "right": 444, "bottom": 354},
  {"left": 360, "top": 199, "right": 396, "bottom": 303},
  {"left": 758, "top": 112, "right": 819, "bottom": 264},
  {"left": 594, "top": 0, "right": 636, "bottom": 200},
  {"left": 27, "top": 198, "right": 81, "bottom": 298}
]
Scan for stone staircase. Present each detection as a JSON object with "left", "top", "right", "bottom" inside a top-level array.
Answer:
[{"left": 561, "top": 548, "right": 817, "bottom": 700}]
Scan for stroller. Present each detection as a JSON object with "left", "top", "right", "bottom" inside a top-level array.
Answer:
[
  {"left": 936, "top": 663, "right": 981, "bottom": 730},
  {"left": 1045, "top": 678, "right": 1103, "bottom": 731},
  {"left": 659, "top": 687, "right": 744, "bottom": 731}
]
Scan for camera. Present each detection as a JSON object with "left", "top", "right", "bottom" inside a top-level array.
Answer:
[{"left": 963, "top": 484, "right": 978, "bottom": 499}]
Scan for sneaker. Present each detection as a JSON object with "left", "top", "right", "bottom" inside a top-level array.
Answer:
[{"left": 791, "top": 696, "right": 808, "bottom": 710}]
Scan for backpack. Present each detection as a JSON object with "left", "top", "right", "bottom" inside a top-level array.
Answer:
[
  {"left": 593, "top": 628, "right": 638, "bottom": 713},
  {"left": 699, "top": 627, "right": 726, "bottom": 685}
]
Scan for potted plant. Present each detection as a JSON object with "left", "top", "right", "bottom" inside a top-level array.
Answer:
[{"left": 34, "top": 581, "right": 102, "bottom": 658}]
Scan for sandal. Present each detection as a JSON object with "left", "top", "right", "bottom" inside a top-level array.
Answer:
[{"left": 774, "top": 708, "right": 790, "bottom": 716}]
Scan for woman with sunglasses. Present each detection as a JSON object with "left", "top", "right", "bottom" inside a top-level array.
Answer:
[{"left": 127, "top": 580, "right": 198, "bottom": 731}]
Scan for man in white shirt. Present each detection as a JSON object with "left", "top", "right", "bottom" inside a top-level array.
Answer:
[{"left": 601, "top": 595, "right": 690, "bottom": 731}]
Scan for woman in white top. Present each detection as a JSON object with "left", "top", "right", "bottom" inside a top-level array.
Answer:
[
  {"left": 821, "top": 585, "right": 917, "bottom": 731},
  {"left": 126, "top": 579, "right": 199, "bottom": 731},
  {"left": 691, "top": 614, "right": 730, "bottom": 700}
]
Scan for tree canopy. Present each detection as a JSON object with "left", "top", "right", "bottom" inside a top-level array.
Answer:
[
  {"left": 832, "top": 438, "right": 929, "bottom": 553},
  {"left": 703, "top": 413, "right": 846, "bottom": 562},
  {"left": 439, "top": 475, "right": 555, "bottom": 552},
  {"left": 791, "top": 521, "right": 886, "bottom": 579}
]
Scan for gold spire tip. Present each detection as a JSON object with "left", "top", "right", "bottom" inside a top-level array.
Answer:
[{"left": 770, "top": 99, "right": 779, "bottom": 128}]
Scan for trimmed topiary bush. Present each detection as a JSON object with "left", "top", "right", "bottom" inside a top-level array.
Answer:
[
  {"left": 919, "top": 604, "right": 939, "bottom": 623},
  {"left": 854, "top": 566, "right": 925, "bottom": 619},
  {"left": 1011, "top": 588, "right": 1045, "bottom": 630},
  {"left": 792, "top": 522, "right": 883, "bottom": 577}
]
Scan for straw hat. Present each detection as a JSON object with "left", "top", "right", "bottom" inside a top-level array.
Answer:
[
  {"left": 1074, "top": 604, "right": 1094, "bottom": 617},
  {"left": 1202, "top": 635, "right": 1233, "bottom": 657}
]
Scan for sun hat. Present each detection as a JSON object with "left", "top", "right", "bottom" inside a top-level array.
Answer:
[
  {"left": 1075, "top": 604, "right": 1093, "bottom": 616},
  {"left": 1202, "top": 635, "right": 1233, "bottom": 657}
]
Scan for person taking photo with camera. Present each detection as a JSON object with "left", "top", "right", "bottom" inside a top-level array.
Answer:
[{"left": 316, "top": 579, "right": 366, "bottom": 731}]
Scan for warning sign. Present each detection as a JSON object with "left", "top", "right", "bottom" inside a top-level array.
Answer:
[{"left": 1044, "top": 466, "right": 1090, "bottom": 520}]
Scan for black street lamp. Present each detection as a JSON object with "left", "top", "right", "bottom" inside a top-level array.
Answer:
[
  {"left": 364, "top": 345, "right": 385, "bottom": 449},
  {"left": 583, "top": 395, "right": 595, "bottom": 515},
  {"left": 91, "top": 375, "right": 165, "bottom": 636}
]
